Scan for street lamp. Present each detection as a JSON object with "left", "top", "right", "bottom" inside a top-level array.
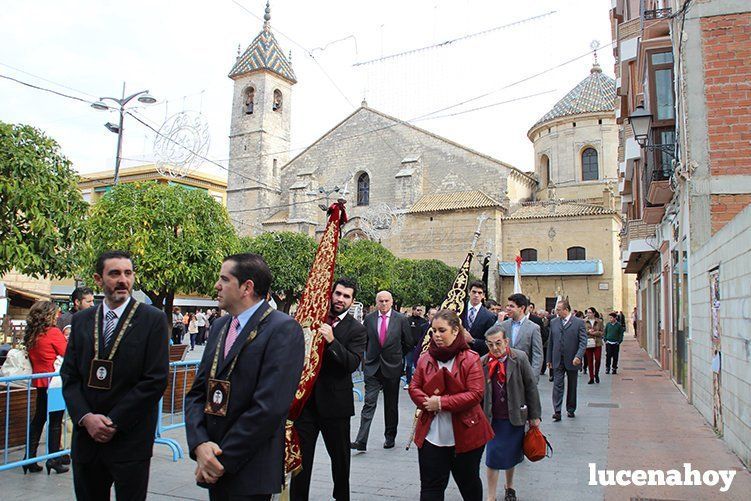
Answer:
[
  {"left": 628, "top": 105, "right": 676, "bottom": 159},
  {"left": 91, "top": 83, "right": 158, "bottom": 185}
]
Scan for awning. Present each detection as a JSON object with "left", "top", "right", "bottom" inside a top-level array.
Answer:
[{"left": 498, "top": 260, "right": 604, "bottom": 277}]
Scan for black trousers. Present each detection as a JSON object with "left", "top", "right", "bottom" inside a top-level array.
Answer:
[
  {"left": 417, "top": 441, "right": 484, "bottom": 501},
  {"left": 605, "top": 343, "right": 621, "bottom": 371},
  {"left": 171, "top": 326, "right": 184, "bottom": 344},
  {"left": 73, "top": 457, "right": 150, "bottom": 500},
  {"left": 354, "top": 368, "right": 400, "bottom": 444},
  {"left": 197, "top": 326, "right": 207, "bottom": 345},
  {"left": 290, "top": 404, "right": 351, "bottom": 501},
  {"left": 28, "top": 387, "right": 64, "bottom": 457},
  {"left": 552, "top": 364, "right": 579, "bottom": 413}
]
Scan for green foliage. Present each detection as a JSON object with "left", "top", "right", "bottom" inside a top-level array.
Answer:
[
  {"left": 0, "top": 121, "right": 88, "bottom": 278},
  {"left": 86, "top": 181, "right": 238, "bottom": 310},
  {"left": 337, "top": 239, "right": 398, "bottom": 306},
  {"left": 392, "top": 258, "right": 458, "bottom": 308},
  {"left": 240, "top": 231, "right": 317, "bottom": 311}
]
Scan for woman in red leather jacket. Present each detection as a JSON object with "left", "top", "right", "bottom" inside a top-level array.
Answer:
[
  {"left": 409, "top": 309, "right": 494, "bottom": 501},
  {"left": 23, "top": 300, "right": 69, "bottom": 475}
]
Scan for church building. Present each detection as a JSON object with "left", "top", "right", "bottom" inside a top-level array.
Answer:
[{"left": 226, "top": 5, "right": 633, "bottom": 315}]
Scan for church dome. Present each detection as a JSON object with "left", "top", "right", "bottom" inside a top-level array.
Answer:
[
  {"left": 228, "top": 3, "right": 296, "bottom": 83},
  {"left": 529, "top": 64, "right": 615, "bottom": 132}
]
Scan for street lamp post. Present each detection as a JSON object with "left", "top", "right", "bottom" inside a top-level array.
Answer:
[
  {"left": 628, "top": 105, "right": 676, "bottom": 159},
  {"left": 91, "top": 82, "right": 157, "bottom": 185}
]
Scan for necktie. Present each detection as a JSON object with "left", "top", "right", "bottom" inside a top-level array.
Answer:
[
  {"left": 224, "top": 317, "right": 241, "bottom": 357},
  {"left": 327, "top": 314, "right": 339, "bottom": 327},
  {"left": 103, "top": 310, "right": 118, "bottom": 349},
  {"left": 379, "top": 314, "right": 388, "bottom": 346},
  {"left": 468, "top": 307, "right": 477, "bottom": 329}
]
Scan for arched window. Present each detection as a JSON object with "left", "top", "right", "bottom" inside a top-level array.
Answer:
[
  {"left": 272, "top": 89, "right": 283, "bottom": 112},
  {"left": 567, "top": 246, "right": 586, "bottom": 261},
  {"left": 357, "top": 173, "right": 370, "bottom": 206},
  {"left": 540, "top": 155, "right": 550, "bottom": 187},
  {"left": 244, "top": 87, "right": 255, "bottom": 115},
  {"left": 581, "top": 148, "right": 598, "bottom": 181},
  {"left": 520, "top": 248, "right": 538, "bottom": 262}
]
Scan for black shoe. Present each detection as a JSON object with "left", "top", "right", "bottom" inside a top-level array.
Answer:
[
  {"left": 505, "top": 487, "right": 518, "bottom": 501},
  {"left": 549, "top": 375, "right": 554, "bottom": 382},
  {"left": 588, "top": 380, "right": 594, "bottom": 384},
  {"left": 595, "top": 375, "right": 600, "bottom": 384},
  {"left": 350, "top": 441, "right": 366, "bottom": 452},
  {"left": 612, "top": 369, "right": 617, "bottom": 375},
  {"left": 552, "top": 412, "right": 561, "bottom": 422},
  {"left": 567, "top": 411, "right": 575, "bottom": 418},
  {"left": 45, "top": 458, "right": 69, "bottom": 475},
  {"left": 60, "top": 454, "right": 71, "bottom": 465},
  {"left": 22, "top": 463, "right": 43, "bottom": 474},
  {"left": 605, "top": 368, "right": 610, "bottom": 374},
  {"left": 383, "top": 439, "right": 395, "bottom": 449}
]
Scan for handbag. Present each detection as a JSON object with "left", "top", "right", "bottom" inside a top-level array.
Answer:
[
  {"left": 523, "top": 425, "right": 552, "bottom": 462},
  {"left": 586, "top": 337, "right": 596, "bottom": 349}
]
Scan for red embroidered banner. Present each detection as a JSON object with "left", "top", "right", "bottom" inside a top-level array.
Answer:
[{"left": 284, "top": 201, "right": 347, "bottom": 476}]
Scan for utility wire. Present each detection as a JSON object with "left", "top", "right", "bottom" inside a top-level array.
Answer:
[
  {"left": 0, "top": 61, "right": 99, "bottom": 99},
  {"left": 353, "top": 11, "right": 556, "bottom": 67},
  {"left": 0, "top": 73, "right": 94, "bottom": 104}
]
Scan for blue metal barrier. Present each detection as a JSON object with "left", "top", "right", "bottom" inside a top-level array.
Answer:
[
  {"left": 156, "top": 360, "right": 200, "bottom": 461},
  {"left": 1, "top": 371, "right": 68, "bottom": 472}
]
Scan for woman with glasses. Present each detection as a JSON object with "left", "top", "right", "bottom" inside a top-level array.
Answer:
[
  {"left": 481, "top": 324, "right": 541, "bottom": 501},
  {"left": 409, "top": 309, "right": 493, "bottom": 501}
]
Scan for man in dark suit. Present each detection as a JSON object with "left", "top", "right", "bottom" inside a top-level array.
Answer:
[
  {"left": 61, "top": 250, "right": 169, "bottom": 500},
  {"left": 547, "top": 299, "right": 587, "bottom": 421},
  {"left": 460, "top": 280, "right": 497, "bottom": 356},
  {"left": 352, "top": 290, "right": 412, "bottom": 450},
  {"left": 185, "top": 253, "right": 305, "bottom": 501},
  {"left": 290, "top": 278, "right": 367, "bottom": 501}
]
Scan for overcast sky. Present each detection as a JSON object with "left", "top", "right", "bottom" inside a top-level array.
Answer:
[{"left": 1, "top": 0, "right": 615, "bottom": 179}]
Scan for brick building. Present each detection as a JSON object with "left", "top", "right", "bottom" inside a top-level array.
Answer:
[{"left": 612, "top": 0, "right": 751, "bottom": 466}]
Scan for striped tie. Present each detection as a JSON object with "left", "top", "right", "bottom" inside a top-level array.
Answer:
[
  {"left": 103, "top": 310, "right": 118, "bottom": 349},
  {"left": 468, "top": 307, "right": 477, "bottom": 329}
]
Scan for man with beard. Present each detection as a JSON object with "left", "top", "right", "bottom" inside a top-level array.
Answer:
[
  {"left": 290, "top": 278, "right": 368, "bottom": 501},
  {"left": 61, "top": 250, "right": 169, "bottom": 500},
  {"left": 57, "top": 286, "right": 95, "bottom": 337}
]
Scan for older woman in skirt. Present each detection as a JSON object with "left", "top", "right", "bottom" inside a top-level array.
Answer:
[{"left": 481, "top": 324, "right": 542, "bottom": 501}]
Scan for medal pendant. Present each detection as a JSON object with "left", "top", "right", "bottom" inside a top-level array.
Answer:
[
  {"left": 88, "top": 359, "right": 114, "bottom": 390},
  {"left": 205, "top": 378, "right": 231, "bottom": 417}
]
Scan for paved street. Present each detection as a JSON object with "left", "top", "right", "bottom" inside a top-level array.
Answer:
[{"left": 1, "top": 338, "right": 749, "bottom": 500}]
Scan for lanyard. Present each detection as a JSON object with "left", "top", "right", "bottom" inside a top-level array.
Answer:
[
  {"left": 93, "top": 301, "right": 140, "bottom": 360},
  {"left": 209, "top": 308, "right": 272, "bottom": 380}
]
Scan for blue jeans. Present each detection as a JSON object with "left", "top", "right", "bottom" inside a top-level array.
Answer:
[{"left": 404, "top": 352, "right": 415, "bottom": 384}]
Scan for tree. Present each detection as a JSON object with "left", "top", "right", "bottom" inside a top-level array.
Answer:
[
  {"left": 0, "top": 121, "right": 88, "bottom": 278},
  {"left": 337, "top": 239, "right": 398, "bottom": 306},
  {"left": 392, "top": 258, "right": 458, "bottom": 308},
  {"left": 86, "top": 181, "right": 238, "bottom": 312},
  {"left": 240, "top": 231, "right": 317, "bottom": 313}
]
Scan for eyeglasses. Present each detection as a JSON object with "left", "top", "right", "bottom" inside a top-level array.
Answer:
[{"left": 485, "top": 341, "right": 506, "bottom": 348}]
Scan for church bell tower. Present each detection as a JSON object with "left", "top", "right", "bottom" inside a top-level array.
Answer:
[{"left": 226, "top": 1, "right": 296, "bottom": 236}]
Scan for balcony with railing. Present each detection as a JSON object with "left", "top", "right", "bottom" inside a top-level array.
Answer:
[
  {"left": 621, "top": 218, "right": 658, "bottom": 273},
  {"left": 641, "top": 0, "right": 672, "bottom": 38}
]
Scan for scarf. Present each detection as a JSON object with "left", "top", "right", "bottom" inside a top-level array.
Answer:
[
  {"left": 428, "top": 332, "right": 469, "bottom": 363},
  {"left": 487, "top": 348, "right": 511, "bottom": 384}
]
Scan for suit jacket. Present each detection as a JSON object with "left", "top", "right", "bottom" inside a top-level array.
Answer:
[
  {"left": 461, "top": 303, "right": 496, "bottom": 356},
  {"left": 501, "top": 318, "right": 543, "bottom": 382},
  {"left": 306, "top": 313, "right": 367, "bottom": 419},
  {"left": 481, "top": 349, "right": 542, "bottom": 427},
  {"left": 184, "top": 302, "right": 304, "bottom": 496},
  {"left": 547, "top": 315, "right": 587, "bottom": 371},
  {"left": 61, "top": 299, "right": 169, "bottom": 462},
  {"left": 362, "top": 309, "right": 412, "bottom": 380},
  {"left": 528, "top": 314, "right": 548, "bottom": 346}
]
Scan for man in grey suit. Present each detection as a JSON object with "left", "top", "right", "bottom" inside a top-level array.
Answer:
[
  {"left": 500, "top": 293, "right": 543, "bottom": 383},
  {"left": 352, "top": 291, "right": 412, "bottom": 450},
  {"left": 547, "top": 299, "right": 587, "bottom": 421}
]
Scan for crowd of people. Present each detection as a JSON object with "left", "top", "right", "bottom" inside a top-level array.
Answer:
[{"left": 11, "top": 250, "right": 630, "bottom": 501}]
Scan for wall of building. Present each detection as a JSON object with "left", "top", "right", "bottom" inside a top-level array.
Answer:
[
  {"left": 689, "top": 203, "right": 751, "bottom": 468},
  {"left": 498, "top": 215, "right": 624, "bottom": 313}
]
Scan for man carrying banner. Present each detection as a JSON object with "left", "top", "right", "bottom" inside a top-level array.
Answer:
[{"left": 290, "top": 277, "right": 367, "bottom": 501}]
